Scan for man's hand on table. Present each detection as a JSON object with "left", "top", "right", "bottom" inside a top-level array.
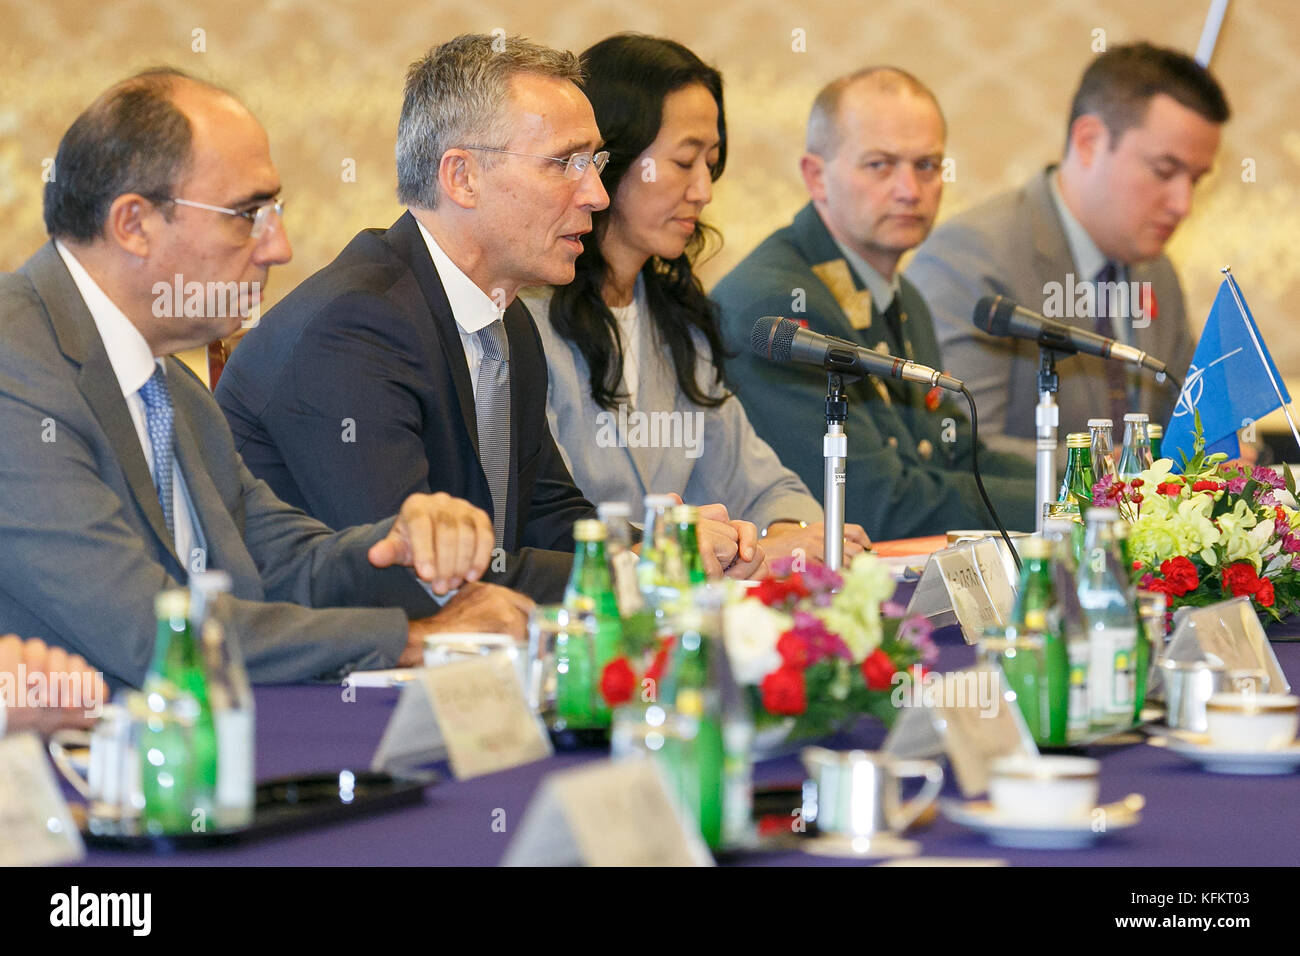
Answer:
[
  {"left": 762, "top": 521, "right": 871, "bottom": 565},
  {"left": 368, "top": 492, "right": 496, "bottom": 595},
  {"left": 0, "top": 635, "right": 106, "bottom": 736},
  {"left": 400, "top": 582, "right": 535, "bottom": 666}
]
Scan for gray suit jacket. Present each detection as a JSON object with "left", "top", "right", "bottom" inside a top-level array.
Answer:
[
  {"left": 906, "top": 167, "right": 1195, "bottom": 466},
  {"left": 0, "top": 244, "right": 432, "bottom": 689},
  {"left": 521, "top": 285, "right": 823, "bottom": 530}
]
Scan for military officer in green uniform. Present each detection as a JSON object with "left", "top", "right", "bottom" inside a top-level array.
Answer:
[{"left": 712, "top": 67, "right": 1036, "bottom": 541}]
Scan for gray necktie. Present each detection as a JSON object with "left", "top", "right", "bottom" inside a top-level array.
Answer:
[
  {"left": 475, "top": 321, "right": 511, "bottom": 548},
  {"left": 138, "top": 365, "right": 176, "bottom": 538}
]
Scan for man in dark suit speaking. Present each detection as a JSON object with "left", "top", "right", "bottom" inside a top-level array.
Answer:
[
  {"left": 0, "top": 68, "right": 528, "bottom": 689},
  {"left": 217, "top": 34, "right": 765, "bottom": 597}
]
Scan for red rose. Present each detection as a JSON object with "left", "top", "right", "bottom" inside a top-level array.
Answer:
[
  {"left": 752, "top": 577, "right": 791, "bottom": 606},
  {"left": 1130, "top": 478, "right": 1144, "bottom": 488},
  {"left": 786, "top": 572, "right": 812, "bottom": 600},
  {"left": 861, "top": 649, "right": 896, "bottom": 691},
  {"left": 1159, "top": 556, "right": 1200, "bottom": 597},
  {"left": 1256, "top": 578, "right": 1276, "bottom": 607},
  {"left": 776, "top": 631, "right": 810, "bottom": 669},
  {"left": 1192, "top": 480, "right": 1223, "bottom": 493},
  {"left": 1221, "top": 562, "right": 1261, "bottom": 599},
  {"left": 761, "top": 666, "right": 807, "bottom": 715},
  {"left": 1157, "top": 481, "right": 1182, "bottom": 497},
  {"left": 600, "top": 657, "right": 637, "bottom": 706}
]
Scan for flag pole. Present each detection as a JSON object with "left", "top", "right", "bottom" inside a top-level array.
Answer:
[{"left": 1221, "top": 265, "right": 1300, "bottom": 455}]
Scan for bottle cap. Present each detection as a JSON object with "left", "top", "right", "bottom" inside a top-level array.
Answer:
[
  {"left": 669, "top": 504, "right": 700, "bottom": 523},
  {"left": 1066, "top": 432, "right": 1091, "bottom": 447},
  {"left": 573, "top": 519, "right": 607, "bottom": 542},
  {"left": 1087, "top": 418, "right": 1113, "bottom": 428},
  {"left": 596, "top": 501, "right": 631, "bottom": 521},
  {"left": 1148, "top": 424, "right": 1163, "bottom": 438},
  {"left": 190, "top": 570, "right": 233, "bottom": 597},
  {"left": 154, "top": 589, "right": 189, "bottom": 619},
  {"left": 1123, "top": 412, "right": 1149, "bottom": 422},
  {"left": 1085, "top": 506, "right": 1119, "bottom": 523},
  {"left": 1043, "top": 517, "right": 1077, "bottom": 538},
  {"left": 1020, "top": 536, "right": 1053, "bottom": 559},
  {"left": 643, "top": 494, "right": 677, "bottom": 509}
]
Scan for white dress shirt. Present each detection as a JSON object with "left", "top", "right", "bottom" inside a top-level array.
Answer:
[
  {"left": 55, "top": 242, "right": 200, "bottom": 569},
  {"left": 416, "top": 221, "right": 506, "bottom": 393}
]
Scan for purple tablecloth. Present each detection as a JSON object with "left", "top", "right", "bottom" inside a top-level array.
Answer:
[{"left": 78, "top": 610, "right": 1300, "bottom": 867}]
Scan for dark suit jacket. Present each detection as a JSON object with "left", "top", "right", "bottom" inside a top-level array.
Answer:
[
  {"left": 711, "top": 203, "right": 1038, "bottom": 540},
  {"left": 216, "top": 212, "right": 590, "bottom": 602},
  {"left": 907, "top": 167, "right": 1195, "bottom": 467},
  {"left": 0, "top": 244, "right": 435, "bottom": 689}
]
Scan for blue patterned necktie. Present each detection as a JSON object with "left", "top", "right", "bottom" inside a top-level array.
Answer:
[
  {"left": 1095, "top": 261, "right": 1130, "bottom": 427},
  {"left": 474, "top": 321, "right": 511, "bottom": 548},
  {"left": 138, "top": 365, "right": 176, "bottom": 538}
]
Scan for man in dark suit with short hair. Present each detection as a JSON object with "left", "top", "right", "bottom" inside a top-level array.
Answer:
[{"left": 218, "top": 34, "right": 766, "bottom": 596}]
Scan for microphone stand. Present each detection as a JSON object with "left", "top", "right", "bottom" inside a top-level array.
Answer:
[
  {"left": 824, "top": 372, "right": 849, "bottom": 571},
  {"left": 1035, "top": 347, "right": 1061, "bottom": 533}
]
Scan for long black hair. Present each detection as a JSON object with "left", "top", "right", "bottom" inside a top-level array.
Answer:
[{"left": 550, "top": 33, "right": 730, "bottom": 411}]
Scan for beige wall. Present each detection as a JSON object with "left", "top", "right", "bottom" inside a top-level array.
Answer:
[{"left": 3, "top": 0, "right": 1298, "bottom": 414}]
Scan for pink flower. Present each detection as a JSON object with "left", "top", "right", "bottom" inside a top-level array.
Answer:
[
  {"left": 1253, "top": 466, "right": 1286, "bottom": 490},
  {"left": 1227, "top": 476, "right": 1248, "bottom": 494}
]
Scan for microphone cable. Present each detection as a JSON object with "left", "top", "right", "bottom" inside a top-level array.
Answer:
[{"left": 959, "top": 383, "right": 1021, "bottom": 573}]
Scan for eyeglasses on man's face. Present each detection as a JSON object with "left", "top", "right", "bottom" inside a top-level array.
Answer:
[
  {"left": 458, "top": 145, "right": 610, "bottom": 180},
  {"left": 156, "top": 195, "right": 286, "bottom": 239}
]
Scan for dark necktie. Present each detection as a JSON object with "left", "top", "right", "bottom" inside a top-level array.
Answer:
[
  {"left": 475, "top": 322, "right": 511, "bottom": 548},
  {"left": 1095, "top": 262, "right": 1130, "bottom": 429},
  {"left": 138, "top": 365, "right": 176, "bottom": 538}
]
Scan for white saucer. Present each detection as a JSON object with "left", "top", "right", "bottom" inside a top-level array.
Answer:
[
  {"left": 1156, "top": 735, "right": 1300, "bottom": 775},
  {"left": 939, "top": 795, "right": 1142, "bottom": 849}
]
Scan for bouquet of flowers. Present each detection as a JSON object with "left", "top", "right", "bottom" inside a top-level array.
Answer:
[
  {"left": 721, "top": 552, "right": 938, "bottom": 740},
  {"left": 1094, "top": 418, "right": 1300, "bottom": 623}
]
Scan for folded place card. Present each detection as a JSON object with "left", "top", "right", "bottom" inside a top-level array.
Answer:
[
  {"left": 0, "top": 732, "right": 85, "bottom": 866},
  {"left": 904, "top": 538, "right": 1018, "bottom": 644},
  {"left": 882, "top": 664, "right": 1037, "bottom": 797},
  {"left": 501, "top": 758, "right": 713, "bottom": 867},
  {"left": 371, "top": 654, "right": 552, "bottom": 780},
  {"left": 1166, "top": 597, "right": 1290, "bottom": 693}
]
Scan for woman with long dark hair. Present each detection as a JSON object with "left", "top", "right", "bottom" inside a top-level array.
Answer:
[{"left": 522, "top": 33, "right": 869, "bottom": 563}]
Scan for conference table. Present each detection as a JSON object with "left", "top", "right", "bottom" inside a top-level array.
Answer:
[{"left": 75, "top": 582, "right": 1300, "bottom": 867}]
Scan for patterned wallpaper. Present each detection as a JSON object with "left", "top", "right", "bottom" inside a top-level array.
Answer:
[{"left": 3, "top": 0, "right": 1298, "bottom": 418}]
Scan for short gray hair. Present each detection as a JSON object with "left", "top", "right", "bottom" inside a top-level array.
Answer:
[
  {"left": 806, "top": 66, "right": 946, "bottom": 157},
  {"left": 396, "top": 33, "right": 583, "bottom": 208}
]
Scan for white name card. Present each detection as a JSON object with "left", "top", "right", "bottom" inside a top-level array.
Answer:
[
  {"left": 1167, "top": 596, "right": 1290, "bottom": 693},
  {"left": 371, "top": 654, "right": 552, "bottom": 780},
  {"left": 882, "top": 664, "right": 1037, "bottom": 797},
  {"left": 502, "top": 758, "right": 713, "bottom": 867},
  {"left": 904, "top": 538, "right": 1017, "bottom": 644},
  {"left": 0, "top": 733, "right": 85, "bottom": 866}
]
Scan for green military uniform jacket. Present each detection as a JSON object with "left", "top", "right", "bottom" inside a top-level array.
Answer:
[{"left": 711, "top": 203, "right": 1037, "bottom": 540}]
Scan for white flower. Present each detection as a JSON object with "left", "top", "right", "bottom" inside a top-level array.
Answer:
[{"left": 723, "top": 600, "right": 790, "bottom": 686}]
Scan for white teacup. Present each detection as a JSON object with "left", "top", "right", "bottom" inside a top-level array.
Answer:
[
  {"left": 1205, "top": 693, "right": 1300, "bottom": 751},
  {"left": 989, "top": 755, "right": 1100, "bottom": 824}
]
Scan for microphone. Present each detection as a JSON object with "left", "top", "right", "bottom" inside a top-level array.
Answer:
[
  {"left": 973, "top": 294, "right": 1168, "bottom": 376},
  {"left": 751, "top": 316, "right": 964, "bottom": 392}
]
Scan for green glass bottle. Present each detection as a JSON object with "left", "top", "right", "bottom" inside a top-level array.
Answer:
[
  {"left": 657, "top": 588, "right": 753, "bottom": 851},
  {"left": 563, "top": 520, "right": 624, "bottom": 728},
  {"left": 1004, "top": 537, "right": 1069, "bottom": 746},
  {"left": 1058, "top": 433, "right": 1096, "bottom": 510},
  {"left": 1147, "top": 423, "right": 1164, "bottom": 462},
  {"left": 140, "top": 589, "right": 218, "bottom": 836},
  {"left": 669, "top": 504, "right": 708, "bottom": 586},
  {"left": 1043, "top": 518, "right": 1090, "bottom": 741}
]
